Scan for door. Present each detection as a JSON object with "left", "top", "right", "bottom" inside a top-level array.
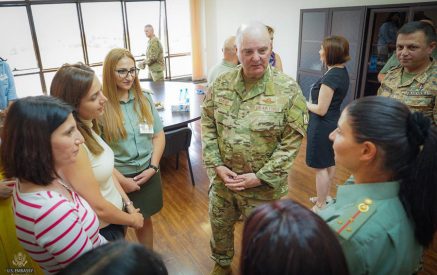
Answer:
[
  {"left": 297, "top": 9, "right": 328, "bottom": 100},
  {"left": 359, "top": 8, "right": 409, "bottom": 97},
  {"left": 330, "top": 7, "right": 365, "bottom": 109}
]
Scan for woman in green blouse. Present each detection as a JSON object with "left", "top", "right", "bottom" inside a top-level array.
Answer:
[{"left": 101, "top": 48, "right": 165, "bottom": 249}]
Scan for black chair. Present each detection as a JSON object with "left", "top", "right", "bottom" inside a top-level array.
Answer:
[{"left": 162, "top": 127, "right": 195, "bottom": 185}]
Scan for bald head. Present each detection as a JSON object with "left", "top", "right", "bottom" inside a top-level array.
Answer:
[
  {"left": 223, "top": 36, "right": 236, "bottom": 53},
  {"left": 222, "top": 36, "right": 238, "bottom": 64},
  {"left": 236, "top": 22, "right": 272, "bottom": 81},
  {"left": 236, "top": 22, "right": 271, "bottom": 51}
]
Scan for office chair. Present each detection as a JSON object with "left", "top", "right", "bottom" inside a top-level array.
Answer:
[{"left": 162, "top": 127, "right": 195, "bottom": 185}]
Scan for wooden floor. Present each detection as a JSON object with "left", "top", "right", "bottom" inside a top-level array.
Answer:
[{"left": 126, "top": 120, "right": 437, "bottom": 275}]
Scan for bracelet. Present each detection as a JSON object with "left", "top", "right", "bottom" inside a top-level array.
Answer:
[{"left": 148, "top": 164, "right": 159, "bottom": 173}]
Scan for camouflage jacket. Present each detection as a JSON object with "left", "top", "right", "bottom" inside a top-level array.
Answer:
[
  {"left": 146, "top": 36, "right": 164, "bottom": 73},
  {"left": 377, "top": 60, "right": 436, "bottom": 124},
  {"left": 201, "top": 65, "right": 308, "bottom": 200}
]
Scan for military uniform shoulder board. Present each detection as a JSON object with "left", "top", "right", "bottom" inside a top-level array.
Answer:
[{"left": 328, "top": 198, "right": 376, "bottom": 240}]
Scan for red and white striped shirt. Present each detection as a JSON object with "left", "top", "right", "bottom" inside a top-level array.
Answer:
[{"left": 12, "top": 184, "right": 107, "bottom": 274}]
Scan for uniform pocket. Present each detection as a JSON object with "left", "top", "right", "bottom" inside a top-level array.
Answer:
[
  {"left": 249, "top": 113, "right": 283, "bottom": 134},
  {"left": 403, "top": 94, "right": 434, "bottom": 108}
]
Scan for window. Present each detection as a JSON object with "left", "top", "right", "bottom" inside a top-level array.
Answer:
[
  {"left": 0, "top": 0, "right": 193, "bottom": 96},
  {"left": 81, "top": 2, "right": 125, "bottom": 64},
  {"left": 126, "top": 1, "right": 161, "bottom": 58},
  {"left": 32, "top": 4, "right": 84, "bottom": 68},
  {"left": 14, "top": 74, "right": 44, "bottom": 98},
  {"left": 0, "top": 7, "right": 37, "bottom": 71},
  {"left": 166, "top": 0, "right": 192, "bottom": 77},
  {"left": 169, "top": 55, "right": 192, "bottom": 77}
]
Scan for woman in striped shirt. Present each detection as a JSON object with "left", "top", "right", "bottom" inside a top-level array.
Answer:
[{"left": 0, "top": 96, "right": 107, "bottom": 274}]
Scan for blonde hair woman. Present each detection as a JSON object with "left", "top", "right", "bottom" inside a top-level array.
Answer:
[{"left": 100, "top": 48, "right": 165, "bottom": 249}]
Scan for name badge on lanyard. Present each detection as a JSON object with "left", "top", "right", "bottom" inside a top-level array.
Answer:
[{"left": 139, "top": 122, "right": 154, "bottom": 134}]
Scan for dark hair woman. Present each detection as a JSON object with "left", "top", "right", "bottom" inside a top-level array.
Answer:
[
  {"left": 59, "top": 241, "right": 168, "bottom": 275},
  {"left": 241, "top": 199, "right": 349, "bottom": 275},
  {"left": 1, "top": 96, "right": 107, "bottom": 274},
  {"left": 319, "top": 96, "right": 437, "bottom": 274}
]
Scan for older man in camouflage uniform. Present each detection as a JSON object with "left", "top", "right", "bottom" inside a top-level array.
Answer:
[
  {"left": 142, "top": 24, "right": 164, "bottom": 81},
  {"left": 201, "top": 22, "right": 308, "bottom": 275},
  {"left": 378, "top": 21, "right": 437, "bottom": 124}
]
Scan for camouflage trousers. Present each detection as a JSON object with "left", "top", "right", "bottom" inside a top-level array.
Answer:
[
  {"left": 209, "top": 184, "right": 268, "bottom": 267},
  {"left": 148, "top": 70, "right": 164, "bottom": 81}
]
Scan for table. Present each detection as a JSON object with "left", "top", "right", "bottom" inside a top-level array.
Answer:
[{"left": 141, "top": 81, "right": 205, "bottom": 131}]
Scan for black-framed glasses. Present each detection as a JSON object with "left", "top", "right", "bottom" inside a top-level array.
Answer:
[{"left": 115, "top": 68, "right": 139, "bottom": 78}]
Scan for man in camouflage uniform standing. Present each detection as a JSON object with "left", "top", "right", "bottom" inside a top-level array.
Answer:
[
  {"left": 201, "top": 22, "right": 308, "bottom": 275},
  {"left": 378, "top": 21, "right": 436, "bottom": 124},
  {"left": 142, "top": 24, "right": 164, "bottom": 81}
]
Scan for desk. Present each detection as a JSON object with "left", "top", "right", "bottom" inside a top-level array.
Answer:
[{"left": 141, "top": 81, "right": 205, "bottom": 131}]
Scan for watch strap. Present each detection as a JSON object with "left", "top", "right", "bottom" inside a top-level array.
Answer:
[{"left": 149, "top": 164, "right": 159, "bottom": 173}]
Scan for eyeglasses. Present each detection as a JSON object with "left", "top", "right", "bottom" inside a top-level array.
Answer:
[{"left": 115, "top": 68, "right": 139, "bottom": 78}]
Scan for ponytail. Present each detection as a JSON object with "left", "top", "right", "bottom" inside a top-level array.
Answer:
[
  {"left": 399, "top": 113, "right": 437, "bottom": 247},
  {"left": 347, "top": 96, "right": 437, "bottom": 247}
]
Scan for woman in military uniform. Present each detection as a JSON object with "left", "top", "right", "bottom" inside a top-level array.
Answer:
[{"left": 319, "top": 96, "right": 437, "bottom": 274}]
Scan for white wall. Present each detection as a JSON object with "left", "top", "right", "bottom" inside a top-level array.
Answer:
[{"left": 202, "top": 0, "right": 435, "bottom": 79}]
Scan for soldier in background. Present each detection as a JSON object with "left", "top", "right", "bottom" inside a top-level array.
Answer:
[
  {"left": 377, "top": 19, "right": 436, "bottom": 82},
  {"left": 207, "top": 36, "right": 239, "bottom": 85},
  {"left": 377, "top": 21, "right": 436, "bottom": 124},
  {"left": 140, "top": 24, "right": 164, "bottom": 81},
  {"left": 201, "top": 21, "right": 308, "bottom": 275}
]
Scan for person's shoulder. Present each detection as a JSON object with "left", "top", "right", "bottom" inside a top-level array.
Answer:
[
  {"left": 16, "top": 191, "right": 72, "bottom": 216},
  {"left": 211, "top": 66, "right": 240, "bottom": 87},
  {"left": 325, "top": 198, "right": 379, "bottom": 241},
  {"left": 141, "top": 88, "right": 153, "bottom": 96},
  {"left": 271, "top": 70, "right": 301, "bottom": 93},
  {"left": 152, "top": 36, "right": 162, "bottom": 44},
  {"left": 430, "top": 59, "right": 437, "bottom": 70},
  {"left": 384, "top": 64, "right": 402, "bottom": 79}
]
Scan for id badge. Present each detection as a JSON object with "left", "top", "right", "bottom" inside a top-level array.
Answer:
[
  {"left": 0, "top": 74, "right": 7, "bottom": 81},
  {"left": 139, "top": 122, "right": 154, "bottom": 134}
]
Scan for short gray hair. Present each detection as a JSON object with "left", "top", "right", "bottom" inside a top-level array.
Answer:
[{"left": 235, "top": 22, "right": 270, "bottom": 50}]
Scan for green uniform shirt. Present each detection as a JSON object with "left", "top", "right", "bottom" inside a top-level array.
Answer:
[
  {"left": 319, "top": 178, "right": 423, "bottom": 275},
  {"left": 201, "top": 65, "right": 308, "bottom": 200},
  {"left": 105, "top": 90, "right": 163, "bottom": 175},
  {"left": 207, "top": 60, "right": 238, "bottom": 85},
  {"left": 377, "top": 60, "right": 437, "bottom": 124},
  {"left": 146, "top": 36, "right": 164, "bottom": 73}
]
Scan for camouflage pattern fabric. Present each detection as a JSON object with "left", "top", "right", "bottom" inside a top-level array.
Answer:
[
  {"left": 145, "top": 36, "right": 164, "bottom": 79},
  {"left": 201, "top": 65, "right": 308, "bottom": 200},
  {"left": 148, "top": 70, "right": 164, "bottom": 82},
  {"left": 377, "top": 60, "right": 436, "bottom": 124},
  {"left": 201, "top": 65, "right": 308, "bottom": 266},
  {"left": 208, "top": 184, "right": 267, "bottom": 267}
]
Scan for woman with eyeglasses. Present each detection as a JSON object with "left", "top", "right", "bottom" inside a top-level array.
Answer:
[{"left": 100, "top": 48, "right": 165, "bottom": 249}]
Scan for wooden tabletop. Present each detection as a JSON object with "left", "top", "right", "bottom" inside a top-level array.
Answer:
[{"left": 141, "top": 81, "right": 205, "bottom": 131}]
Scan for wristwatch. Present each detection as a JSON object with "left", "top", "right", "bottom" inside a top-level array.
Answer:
[{"left": 148, "top": 164, "right": 159, "bottom": 173}]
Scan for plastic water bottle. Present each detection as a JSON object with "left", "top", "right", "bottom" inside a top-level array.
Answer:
[
  {"left": 184, "top": 88, "right": 189, "bottom": 104},
  {"left": 179, "top": 89, "right": 183, "bottom": 102}
]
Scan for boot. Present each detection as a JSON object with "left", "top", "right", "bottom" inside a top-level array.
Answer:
[{"left": 210, "top": 263, "right": 231, "bottom": 275}]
